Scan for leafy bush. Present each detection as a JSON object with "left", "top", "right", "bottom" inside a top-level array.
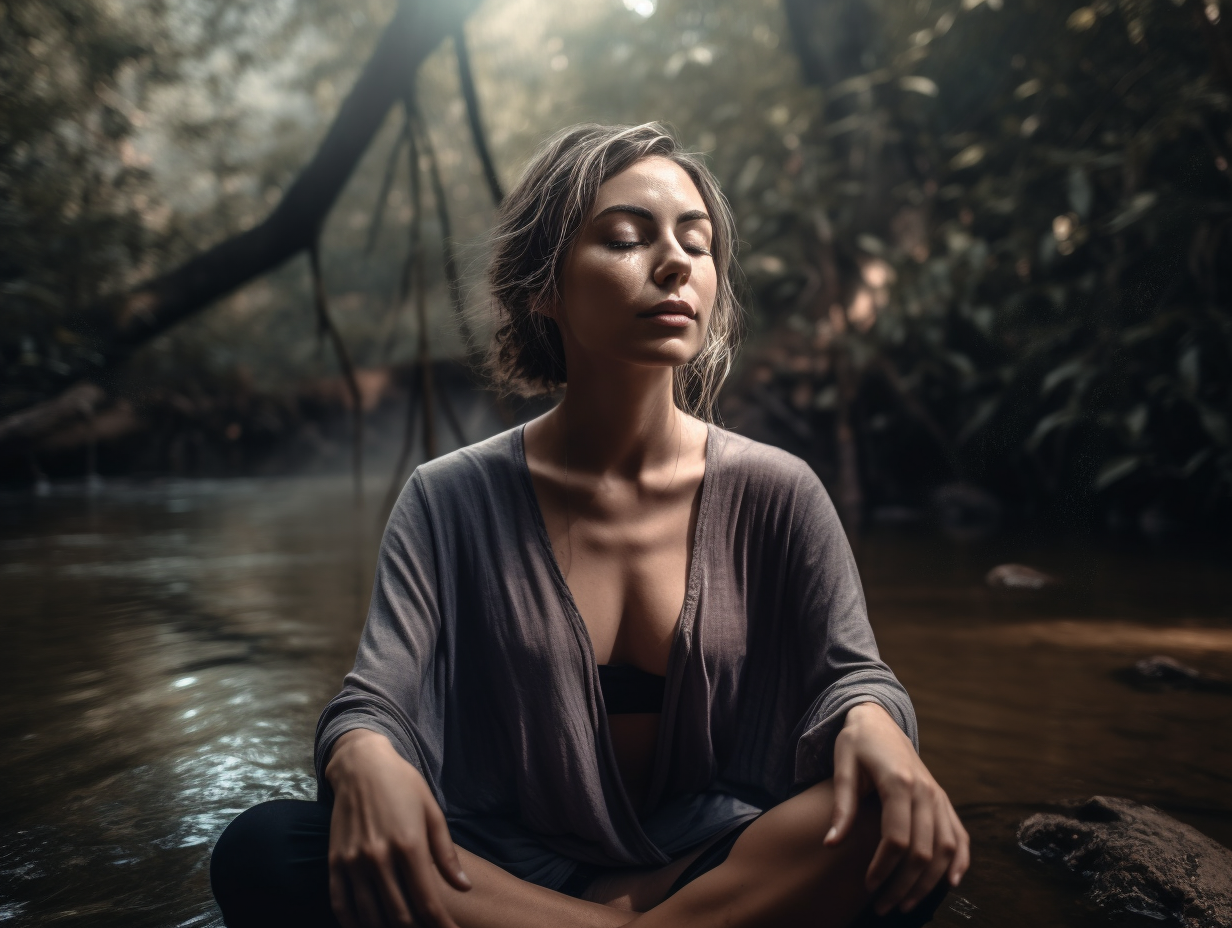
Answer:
[{"left": 732, "top": 0, "right": 1232, "bottom": 532}]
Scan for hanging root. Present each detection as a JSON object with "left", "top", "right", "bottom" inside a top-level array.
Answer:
[
  {"left": 310, "top": 239, "right": 364, "bottom": 503},
  {"left": 438, "top": 383, "right": 467, "bottom": 446},
  {"left": 409, "top": 102, "right": 475, "bottom": 351},
  {"left": 452, "top": 23, "right": 504, "bottom": 207},
  {"left": 382, "top": 365, "right": 422, "bottom": 515},
  {"left": 366, "top": 110, "right": 410, "bottom": 255},
  {"left": 379, "top": 106, "right": 422, "bottom": 362}
]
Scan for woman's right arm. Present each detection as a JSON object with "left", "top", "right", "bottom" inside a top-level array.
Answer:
[
  {"left": 316, "top": 473, "right": 466, "bottom": 927},
  {"left": 324, "top": 729, "right": 471, "bottom": 928}
]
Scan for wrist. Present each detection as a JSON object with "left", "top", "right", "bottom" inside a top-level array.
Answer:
[
  {"left": 844, "top": 700, "right": 890, "bottom": 728},
  {"left": 324, "top": 728, "right": 392, "bottom": 786}
]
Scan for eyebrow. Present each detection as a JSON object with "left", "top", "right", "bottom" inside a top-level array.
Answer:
[{"left": 594, "top": 204, "right": 712, "bottom": 224}]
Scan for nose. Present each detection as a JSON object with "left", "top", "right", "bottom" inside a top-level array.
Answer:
[{"left": 652, "top": 235, "right": 692, "bottom": 290}]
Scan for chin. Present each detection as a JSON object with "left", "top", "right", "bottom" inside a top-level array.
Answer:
[{"left": 628, "top": 345, "right": 700, "bottom": 369}]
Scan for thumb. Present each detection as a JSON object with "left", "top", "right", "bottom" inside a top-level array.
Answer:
[{"left": 825, "top": 734, "right": 860, "bottom": 845}]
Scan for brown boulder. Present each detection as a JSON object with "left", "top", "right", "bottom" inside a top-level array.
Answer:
[{"left": 1018, "top": 796, "right": 1232, "bottom": 927}]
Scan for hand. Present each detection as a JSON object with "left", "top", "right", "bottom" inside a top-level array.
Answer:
[
  {"left": 325, "top": 730, "right": 471, "bottom": 928},
  {"left": 823, "top": 702, "right": 969, "bottom": 915}
]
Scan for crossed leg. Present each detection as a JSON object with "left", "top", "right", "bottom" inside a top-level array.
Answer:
[
  {"left": 213, "top": 780, "right": 933, "bottom": 928},
  {"left": 409, "top": 780, "right": 888, "bottom": 928}
]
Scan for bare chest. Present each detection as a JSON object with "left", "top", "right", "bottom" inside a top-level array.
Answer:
[{"left": 543, "top": 485, "right": 701, "bottom": 673}]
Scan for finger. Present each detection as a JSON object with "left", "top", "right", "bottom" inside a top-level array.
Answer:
[
  {"left": 372, "top": 858, "right": 416, "bottom": 928},
  {"left": 900, "top": 803, "right": 956, "bottom": 912},
  {"left": 826, "top": 734, "right": 861, "bottom": 845},
  {"left": 873, "top": 793, "right": 935, "bottom": 915},
  {"left": 400, "top": 844, "right": 462, "bottom": 928},
  {"left": 948, "top": 806, "right": 971, "bottom": 886},
  {"left": 865, "top": 783, "right": 913, "bottom": 890},
  {"left": 330, "top": 866, "right": 361, "bottom": 928},
  {"left": 425, "top": 802, "right": 471, "bottom": 890},
  {"left": 351, "top": 871, "right": 392, "bottom": 928}
]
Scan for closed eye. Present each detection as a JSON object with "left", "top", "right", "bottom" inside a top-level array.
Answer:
[{"left": 605, "top": 238, "right": 711, "bottom": 256}]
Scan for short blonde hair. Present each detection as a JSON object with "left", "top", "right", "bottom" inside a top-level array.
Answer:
[{"left": 486, "top": 122, "right": 743, "bottom": 421}]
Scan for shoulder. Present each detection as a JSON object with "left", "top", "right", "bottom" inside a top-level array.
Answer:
[
  {"left": 412, "top": 427, "right": 523, "bottom": 494},
  {"left": 389, "top": 428, "right": 526, "bottom": 535},
  {"left": 707, "top": 429, "right": 849, "bottom": 572},
  {"left": 706, "top": 426, "right": 840, "bottom": 542},
  {"left": 709, "top": 425, "right": 822, "bottom": 495}
]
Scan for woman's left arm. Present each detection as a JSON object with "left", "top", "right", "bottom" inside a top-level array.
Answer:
[
  {"left": 772, "top": 460, "right": 968, "bottom": 914},
  {"left": 825, "top": 701, "right": 970, "bottom": 915}
]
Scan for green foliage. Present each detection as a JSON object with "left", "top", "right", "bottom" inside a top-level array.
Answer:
[
  {"left": 4, "top": 0, "right": 1229, "bottom": 529},
  {"left": 0, "top": 0, "right": 399, "bottom": 412},
  {"left": 734, "top": 0, "right": 1232, "bottom": 529},
  {"left": 0, "top": 0, "right": 160, "bottom": 409}
]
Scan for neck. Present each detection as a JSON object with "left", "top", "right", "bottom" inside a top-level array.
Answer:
[{"left": 546, "top": 362, "right": 683, "bottom": 477}]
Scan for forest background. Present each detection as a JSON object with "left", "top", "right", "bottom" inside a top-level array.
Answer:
[{"left": 3, "top": 0, "right": 1231, "bottom": 538}]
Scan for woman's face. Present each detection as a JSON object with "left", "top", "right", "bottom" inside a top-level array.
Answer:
[{"left": 551, "top": 156, "right": 718, "bottom": 374}]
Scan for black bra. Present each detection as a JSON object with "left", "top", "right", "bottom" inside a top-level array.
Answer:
[{"left": 597, "top": 664, "right": 665, "bottom": 714}]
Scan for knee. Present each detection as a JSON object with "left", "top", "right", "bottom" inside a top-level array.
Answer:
[
  {"left": 212, "top": 802, "right": 283, "bottom": 889},
  {"left": 211, "top": 800, "right": 331, "bottom": 925}
]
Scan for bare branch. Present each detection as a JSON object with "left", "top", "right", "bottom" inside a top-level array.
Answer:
[{"left": 1, "top": 0, "right": 476, "bottom": 446}]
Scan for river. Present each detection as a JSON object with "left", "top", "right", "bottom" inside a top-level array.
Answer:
[{"left": 1, "top": 473, "right": 1229, "bottom": 927}]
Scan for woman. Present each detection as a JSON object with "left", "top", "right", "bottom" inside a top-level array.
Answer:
[{"left": 211, "top": 123, "right": 969, "bottom": 928}]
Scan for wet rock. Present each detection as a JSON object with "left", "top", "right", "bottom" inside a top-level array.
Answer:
[
  {"left": 1113, "top": 656, "right": 1232, "bottom": 694},
  {"left": 985, "top": 563, "right": 1058, "bottom": 590},
  {"left": 1018, "top": 796, "right": 1232, "bottom": 927},
  {"left": 932, "top": 482, "right": 1002, "bottom": 540}
]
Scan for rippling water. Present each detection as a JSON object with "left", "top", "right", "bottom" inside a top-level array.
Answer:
[
  {"left": 1, "top": 477, "right": 1229, "bottom": 927},
  {"left": 0, "top": 479, "right": 377, "bottom": 927}
]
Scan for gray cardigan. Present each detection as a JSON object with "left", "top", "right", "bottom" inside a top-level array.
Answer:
[{"left": 315, "top": 424, "right": 916, "bottom": 889}]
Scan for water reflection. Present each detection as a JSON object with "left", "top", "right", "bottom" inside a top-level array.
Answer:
[
  {"left": 1, "top": 479, "right": 1229, "bottom": 927},
  {"left": 1, "top": 478, "right": 377, "bottom": 927}
]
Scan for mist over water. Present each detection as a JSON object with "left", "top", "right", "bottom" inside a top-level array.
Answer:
[{"left": 1, "top": 477, "right": 1229, "bottom": 927}]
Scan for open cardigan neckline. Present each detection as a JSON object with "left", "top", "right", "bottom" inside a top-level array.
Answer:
[{"left": 511, "top": 422, "right": 718, "bottom": 830}]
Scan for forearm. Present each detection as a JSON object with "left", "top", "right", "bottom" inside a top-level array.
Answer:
[{"left": 324, "top": 727, "right": 402, "bottom": 791}]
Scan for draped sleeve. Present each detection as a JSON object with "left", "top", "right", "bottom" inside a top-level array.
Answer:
[
  {"left": 314, "top": 471, "right": 449, "bottom": 805},
  {"left": 783, "top": 466, "right": 918, "bottom": 786}
]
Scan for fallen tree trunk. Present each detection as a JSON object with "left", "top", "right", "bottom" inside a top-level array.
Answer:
[
  {"left": 0, "top": 382, "right": 105, "bottom": 444},
  {"left": 2, "top": 0, "right": 474, "bottom": 447}
]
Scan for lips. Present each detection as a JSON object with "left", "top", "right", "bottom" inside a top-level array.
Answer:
[{"left": 637, "top": 299, "right": 697, "bottom": 320}]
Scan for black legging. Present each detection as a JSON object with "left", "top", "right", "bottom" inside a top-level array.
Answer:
[
  {"left": 212, "top": 800, "right": 337, "bottom": 928},
  {"left": 210, "top": 800, "right": 948, "bottom": 928}
]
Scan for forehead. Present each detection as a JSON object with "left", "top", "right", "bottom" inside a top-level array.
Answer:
[{"left": 591, "top": 155, "right": 707, "bottom": 216}]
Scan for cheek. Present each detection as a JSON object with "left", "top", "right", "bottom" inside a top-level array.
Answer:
[
  {"left": 695, "top": 267, "right": 720, "bottom": 318},
  {"left": 560, "top": 250, "right": 644, "bottom": 316}
]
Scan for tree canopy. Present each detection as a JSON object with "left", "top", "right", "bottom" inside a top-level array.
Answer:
[{"left": 2, "top": 0, "right": 1229, "bottom": 532}]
